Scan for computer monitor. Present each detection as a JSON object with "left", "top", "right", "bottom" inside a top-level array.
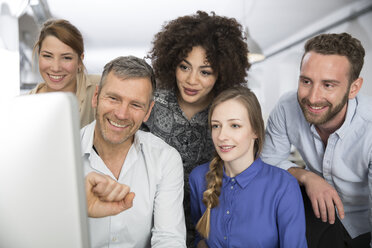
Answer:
[{"left": 0, "top": 93, "right": 90, "bottom": 248}]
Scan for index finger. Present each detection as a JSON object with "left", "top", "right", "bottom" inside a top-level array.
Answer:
[{"left": 86, "top": 172, "right": 107, "bottom": 187}]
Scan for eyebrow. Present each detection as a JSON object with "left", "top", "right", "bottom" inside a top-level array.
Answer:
[
  {"left": 182, "top": 59, "right": 212, "bottom": 69},
  {"left": 104, "top": 91, "right": 121, "bottom": 99},
  {"left": 105, "top": 91, "right": 148, "bottom": 107},
  {"left": 211, "top": 118, "right": 242, "bottom": 122},
  {"left": 40, "top": 50, "right": 75, "bottom": 56},
  {"left": 131, "top": 100, "right": 147, "bottom": 108},
  {"left": 227, "top": 118, "right": 242, "bottom": 121},
  {"left": 299, "top": 75, "right": 309, "bottom": 79},
  {"left": 299, "top": 75, "right": 341, "bottom": 84},
  {"left": 322, "top": 79, "right": 341, "bottom": 84}
]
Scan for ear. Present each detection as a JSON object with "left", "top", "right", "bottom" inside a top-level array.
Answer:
[
  {"left": 348, "top": 77, "right": 363, "bottom": 99},
  {"left": 92, "top": 85, "right": 99, "bottom": 108},
  {"left": 78, "top": 53, "right": 85, "bottom": 72},
  {"left": 252, "top": 132, "right": 258, "bottom": 140},
  {"left": 143, "top": 100, "right": 155, "bottom": 122}
]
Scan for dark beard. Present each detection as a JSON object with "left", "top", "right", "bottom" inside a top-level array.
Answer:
[{"left": 298, "top": 91, "right": 349, "bottom": 125}]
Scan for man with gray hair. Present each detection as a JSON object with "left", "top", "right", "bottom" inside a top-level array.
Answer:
[{"left": 81, "top": 56, "right": 186, "bottom": 247}]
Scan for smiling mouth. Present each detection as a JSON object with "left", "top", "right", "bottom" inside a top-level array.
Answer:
[
  {"left": 310, "top": 106, "right": 323, "bottom": 110},
  {"left": 219, "top": 145, "right": 235, "bottom": 152},
  {"left": 108, "top": 119, "right": 130, "bottom": 128},
  {"left": 307, "top": 104, "right": 328, "bottom": 114},
  {"left": 48, "top": 74, "right": 65, "bottom": 82},
  {"left": 184, "top": 87, "right": 199, "bottom": 96}
]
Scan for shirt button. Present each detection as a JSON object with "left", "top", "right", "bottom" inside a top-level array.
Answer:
[
  {"left": 230, "top": 186, "right": 234, "bottom": 189},
  {"left": 226, "top": 210, "right": 230, "bottom": 215},
  {"left": 224, "top": 236, "right": 227, "bottom": 240},
  {"left": 231, "top": 178, "right": 235, "bottom": 182}
]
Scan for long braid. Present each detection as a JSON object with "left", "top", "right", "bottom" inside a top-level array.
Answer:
[
  {"left": 196, "top": 86, "right": 264, "bottom": 239},
  {"left": 196, "top": 155, "right": 223, "bottom": 238}
]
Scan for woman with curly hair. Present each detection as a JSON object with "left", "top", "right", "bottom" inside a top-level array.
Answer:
[
  {"left": 142, "top": 11, "right": 250, "bottom": 246},
  {"left": 189, "top": 86, "right": 307, "bottom": 248}
]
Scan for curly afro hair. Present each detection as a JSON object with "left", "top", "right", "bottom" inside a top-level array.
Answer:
[{"left": 148, "top": 11, "right": 251, "bottom": 95}]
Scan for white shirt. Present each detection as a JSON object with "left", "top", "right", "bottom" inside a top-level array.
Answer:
[{"left": 81, "top": 121, "right": 186, "bottom": 248}]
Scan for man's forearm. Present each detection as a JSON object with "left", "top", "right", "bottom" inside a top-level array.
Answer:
[{"left": 288, "top": 167, "right": 311, "bottom": 186}]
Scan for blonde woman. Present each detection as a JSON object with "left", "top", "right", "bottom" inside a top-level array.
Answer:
[
  {"left": 30, "top": 19, "right": 100, "bottom": 127},
  {"left": 189, "top": 86, "right": 307, "bottom": 248}
]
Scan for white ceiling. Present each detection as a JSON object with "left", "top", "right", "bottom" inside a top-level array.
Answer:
[{"left": 44, "top": 0, "right": 364, "bottom": 73}]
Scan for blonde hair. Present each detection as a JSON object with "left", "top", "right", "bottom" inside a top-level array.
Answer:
[{"left": 196, "top": 86, "right": 264, "bottom": 238}]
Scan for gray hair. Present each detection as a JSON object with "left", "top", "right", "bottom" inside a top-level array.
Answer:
[{"left": 99, "top": 56, "right": 156, "bottom": 98}]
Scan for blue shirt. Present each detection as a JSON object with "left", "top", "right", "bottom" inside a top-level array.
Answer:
[
  {"left": 261, "top": 91, "right": 372, "bottom": 239},
  {"left": 189, "top": 158, "right": 307, "bottom": 248}
]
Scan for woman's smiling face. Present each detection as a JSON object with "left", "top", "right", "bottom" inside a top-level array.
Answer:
[
  {"left": 175, "top": 46, "right": 217, "bottom": 106},
  {"left": 38, "top": 35, "right": 82, "bottom": 92}
]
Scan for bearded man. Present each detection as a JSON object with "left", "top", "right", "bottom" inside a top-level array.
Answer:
[{"left": 262, "top": 33, "right": 372, "bottom": 248}]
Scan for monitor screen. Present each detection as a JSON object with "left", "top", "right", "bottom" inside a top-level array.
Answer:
[{"left": 0, "top": 93, "right": 90, "bottom": 248}]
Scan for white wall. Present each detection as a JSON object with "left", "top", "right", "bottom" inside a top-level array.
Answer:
[
  {"left": 0, "top": 1, "right": 21, "bottom": 105},
  {"left": 249, "top": 10, "right": 372, "bottom": 119}
]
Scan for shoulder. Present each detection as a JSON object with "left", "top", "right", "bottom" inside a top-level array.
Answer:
[
  {"left": 154, "top": 89, "right": 169, "bottom": 100},
  {"left": 268, "top": 90, "right": 304, "bottom": 125},
  {"left": 269, "top": 90, "right": 298, "bottom": 116},
  {"left": 77, "top": 74, "right": 99, "bottom": 95},
  {"left": 80, "top": 121, "right": 95, "bottom": 139},
  {"left": 189, "top": 162, "right": 210, "bottom": 185},
  {"left": 355, "top": 94, "right": 372, "bottom": 122},
  {"left": 276, "top": 90, "right": 298, "bottom": 108},
  {"left": 153, "top": 89, "right": 176, "bottom": 105},
  {"left": 86, "top": 74, "right": 101, "bottom": 85},
  {"left": 29, "top": 83, "right": 46, "bottom": 94},
  {"left": 259, "top": 160, "right": 298, "bottom": 188},
  {"left": 190, "top": 162, "right": 209, "bottom": 178},
  {"left": 136, "top": 130, "right": 180, "bottom": 157},
  {"left": 76, "top": 74, "right": 98, "bottom": 98},
  {"left": 80, "top": 121, "right": 96, "bottom": 153}
]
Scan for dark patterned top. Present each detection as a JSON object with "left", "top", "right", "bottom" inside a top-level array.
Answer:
[{"left": 142, "top": 89, "right": 214, "bottom": 247}]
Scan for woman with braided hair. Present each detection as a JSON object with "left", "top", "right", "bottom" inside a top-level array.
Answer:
[{"left": 189, "top": 86, "right": 307, "bottom": 248}]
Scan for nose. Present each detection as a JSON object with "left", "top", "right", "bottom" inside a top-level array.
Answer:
[
  {"left": 50, "top": 59, "right": 62, "bottom": 72},
  {"left": 307, "top": 84, "right": 322, "bottom": 104},
  {"left": 216, "top": 126, "right": 228, "bottom": 141},
  {"left": 186, "top": 70, "right": 199, "bottom": 86},
  {"left": 114, "top": 103, "right": 130, "bottom": 120}
]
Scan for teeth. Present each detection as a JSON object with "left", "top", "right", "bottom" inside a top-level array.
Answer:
[
  {"left": 221, "top": 146, "right": 234, "bottom": 149},
  {"left": 109, "top": 120, "right": 127, "bottom": 128},
  {"left": 49, "top": 75, "right": 63, "bottom": 80},
  {"left": 310, "top": 106, "right": 323, "bottom": 110}
]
